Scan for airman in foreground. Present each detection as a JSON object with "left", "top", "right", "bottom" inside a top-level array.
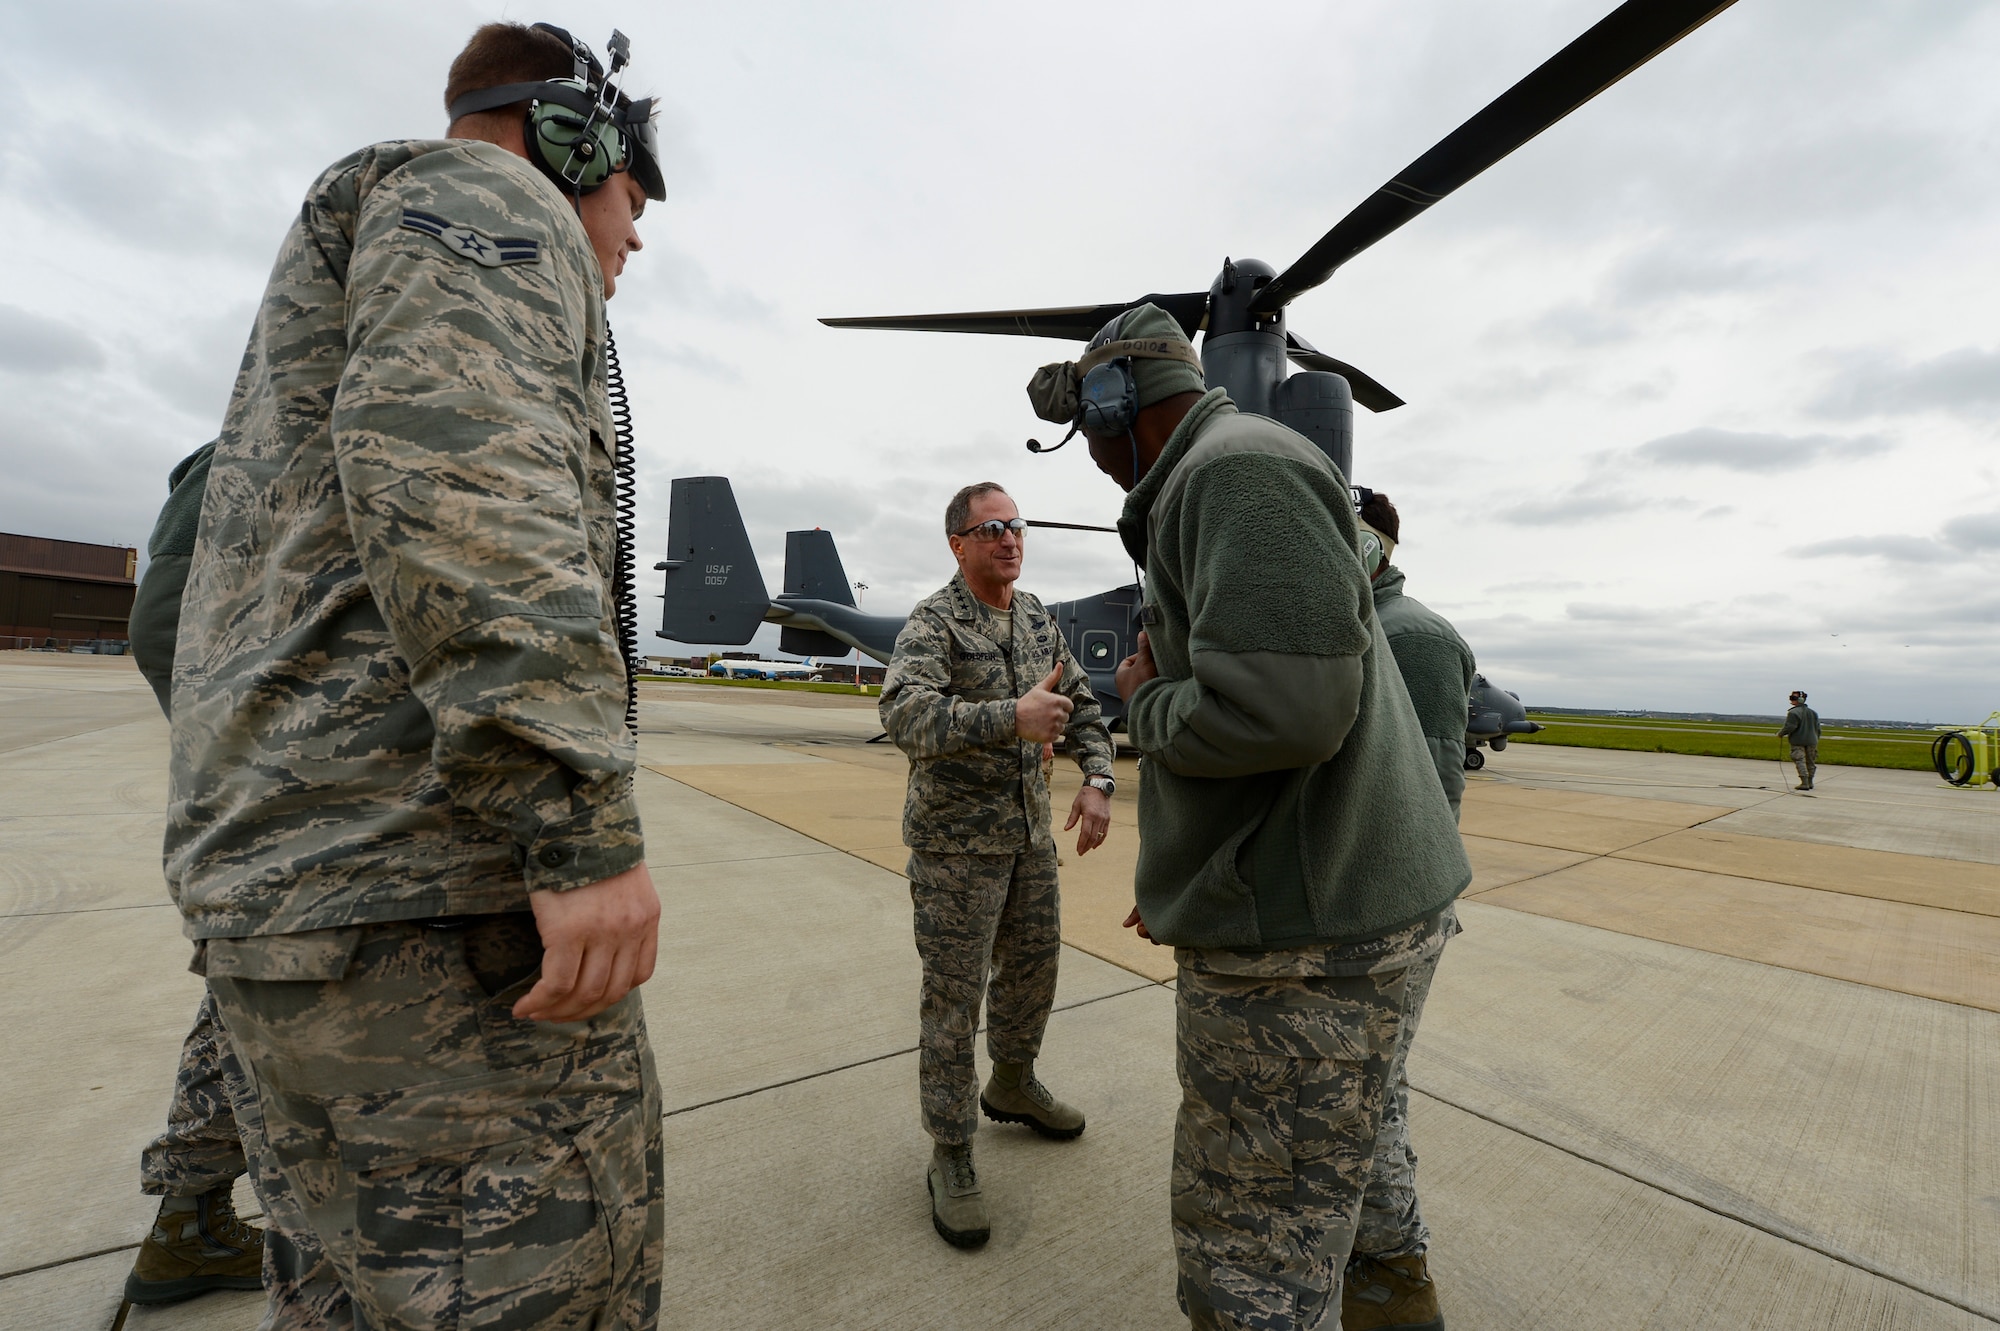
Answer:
[
  {"left": 163, "top": 21, "right": 666, "bottom": 1327},
  {"left": 1029, "top": 304, "right": 1469, "bottom": 1329}
]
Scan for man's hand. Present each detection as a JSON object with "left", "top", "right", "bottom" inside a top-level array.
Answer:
[
  {"left": 1122, "top": 905, "right": 1156, "bottom": 944},
  {"left": 514, "top": 862, "right": 661, "bottom": 1023},
  {"left": 1064, "top": 785, "right": 1111, "bottom": 856},
  {"left": 1115, "top": 631, "right": 1158, "bottom": 700},
  {"left": 1016, "top": 664, "right": 1075, "bottom": 743}
]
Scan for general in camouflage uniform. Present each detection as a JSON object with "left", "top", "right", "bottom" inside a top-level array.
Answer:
[
  {"left": 163, "top": 24, "right": 666, "bottom": 1329},
  {"left": 880, "top": 483, "right": 1115, "bottom": 1249}
]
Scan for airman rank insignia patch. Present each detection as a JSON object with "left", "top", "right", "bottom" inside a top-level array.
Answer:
[{"left": 399, "top": 209, "right": 540, "bottom": 267}]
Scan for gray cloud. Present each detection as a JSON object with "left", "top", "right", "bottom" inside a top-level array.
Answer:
[
  {"left": 1941, "top": 511, "right": 2000, "bottom": 552},
  {"left": 1810, "top": 345, "right": 2000, "bottom": 420},
  {"left": 1635, "top": 426, "right": 1890, "bottom": 472},
  {"left": 0, "top": 305, "right": 104, "bottom": 374},
  {"left": 1608, "top": 247, "right": 1778, "bottom": 305},
  {"left": 1792, "top": 534, "right": 1954, "bottom": 564},
  {"left": 1566, "top": 602, "right": 1671, "bottom": 623},
  {"left": 1523, "top": 303, "right": 1634, "bottom": 348},
  {"left": 1496, "top": 491, "right": 1649, "bottom": 526},
  {"left": 1788, "top": 508, "right": 2000, "bottom": 565}
]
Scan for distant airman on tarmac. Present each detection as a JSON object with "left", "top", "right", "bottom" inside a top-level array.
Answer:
[
  {"left": 1780, "top": 690, "right": 1821, "bottom": 790},
  {"left": 879, "top": 482, "right": 1115, "bottom": 1248}
]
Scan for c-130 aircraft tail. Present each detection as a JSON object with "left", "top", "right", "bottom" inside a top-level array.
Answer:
[
  {"left": 656, "top": 476, "right": 908, "bottom": 664},
  {"left": 656, "top": 475, "right": 1145, "bottom": 725}
]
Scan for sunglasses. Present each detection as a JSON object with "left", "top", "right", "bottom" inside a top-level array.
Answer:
[{"left": 956, "top": 518, "right": 1028, "bottom": 541}]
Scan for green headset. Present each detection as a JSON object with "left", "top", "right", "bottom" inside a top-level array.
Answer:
[{"left": 446, "top": 24, "right": 665, "bottom": 201}]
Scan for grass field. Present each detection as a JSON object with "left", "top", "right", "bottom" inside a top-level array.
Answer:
[
  {"left": 639, "top": 673, "right": 881, "bottom": 697},
  {"left": 1513, "top": 713, "right": 1937, "bottom": 772}
]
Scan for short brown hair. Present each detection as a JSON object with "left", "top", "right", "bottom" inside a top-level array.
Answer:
[
  {"left": 1359, "top": 491, "right": 1400, "bottom": 544},
  {"left": 444, "top": 22, "right": 576, "bottom": 121},
  {"left": 946, "top": 483, "right": 1009, "bottom": 537}
]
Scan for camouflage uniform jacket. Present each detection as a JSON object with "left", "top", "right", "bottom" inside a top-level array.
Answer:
[
  {"left": 166, "top": 139, "right": 640, "bottom": 940},
  {"left": 880, "top": 572, "right": 1114, "bottom": 854}
]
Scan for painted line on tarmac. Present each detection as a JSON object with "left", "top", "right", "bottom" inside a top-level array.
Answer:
[
  {"left": 661, "top": 979, "right": 1161, "bottom": 1121},
  {"left": 1413, "top": 1085, "right": 1999, "bottom": 1324}
]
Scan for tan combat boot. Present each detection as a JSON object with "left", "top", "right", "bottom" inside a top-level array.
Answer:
[
  {"left": 1342, "top": 1252, "right": 1445, "bottom": 1331},
  {"left": 980, "top": 1060, "right": 1086, "bottom": 1140},
  {"left": 125, "top": 1186, "right": 264, "bottom": 1305},
  {"left": 927, "top": 1142, "right": 990, "bottom": 1248}
]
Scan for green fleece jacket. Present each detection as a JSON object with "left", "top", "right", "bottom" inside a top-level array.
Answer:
[
  {"left": 1779, "top": 704, "right": 1821, "bottom": 747},
  {"left": 1118, "top": 390, "right": 1470, "bottom": 949},
  {"left": 1372, "top": 565, "right": 1476, "bottom": 821},
  {"left": 129, "top": 441, "right": 216, "bottom": 715}
]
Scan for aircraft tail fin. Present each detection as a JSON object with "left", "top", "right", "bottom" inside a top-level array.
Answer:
[
  {"left": 660, "top": 477, "right": 770, "bottom": 646},
  {"left": 779, "top": 529, "right": 856, "bottom": 657}
]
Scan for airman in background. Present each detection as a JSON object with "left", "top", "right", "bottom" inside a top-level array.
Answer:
[
  {"left": 1347, "top": 489, "right": 1477, "bottom": 1330},
  {"left": 1780, "top": 689, "right": 1821, "bottom": 789},
  {"left": 880, "top": 482, "right": 1115, "bottom": 1248},
  {"left": 124, "top": 437, "right": 344, "bottom": 1323}
]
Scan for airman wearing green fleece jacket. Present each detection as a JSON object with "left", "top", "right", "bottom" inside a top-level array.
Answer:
[{"left": 1027, "top": 305, "right": 1469, "bottom": 1330}]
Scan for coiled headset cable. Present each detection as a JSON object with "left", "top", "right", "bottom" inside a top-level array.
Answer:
[{"left": 605, "top": 325, "right": 640, "bottom": 733}]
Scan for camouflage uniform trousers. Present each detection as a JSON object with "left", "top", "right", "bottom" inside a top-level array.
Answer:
[
  {"left": 1352, "top": 907, "right": 1460, "bottom": 1261},
  {"left": 143, "top": 989, "right": 348, "bottom": 1330},
  {"left": 908, "top": 840, "right": 1062, "bottom": 1145},
  {"left": 1791, "top": 744, "right": 1819, "bottom": 786},
  {"left": 1171, "top": 916, "right": 1445, "bottom": 1331},
  {"left": 205, "top": 913, "right": 664, "bottom": 1331},
  {"left": 141, "top": 989, "right": 250, "bottom": 1197}
]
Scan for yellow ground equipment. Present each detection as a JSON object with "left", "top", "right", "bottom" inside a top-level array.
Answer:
[{"left": 1929, "top": 712, "right": 2000, "bottom": 788}]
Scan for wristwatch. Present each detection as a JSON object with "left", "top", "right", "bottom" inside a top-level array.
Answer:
[{"left": 1084, "top": 775, "right": 1116, "bottom": 796}]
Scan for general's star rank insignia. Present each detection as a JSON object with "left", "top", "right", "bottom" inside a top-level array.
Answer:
[{"left": 399, "top": 209, "right": 540, "bottom": 267}]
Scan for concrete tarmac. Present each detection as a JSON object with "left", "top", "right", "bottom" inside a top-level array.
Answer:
[{"left": 0, "top": 659, "right": 1992, "bottom": 1329}]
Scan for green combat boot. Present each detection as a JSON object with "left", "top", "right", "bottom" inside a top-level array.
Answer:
[
  {"left": 980, "top": 1061, "right": 1085, "bottom": 1140},
  {"left": 125, "top": 1186, "right": 264, "bottom": 1304},
  {"left": 1342, "top": 1252, "right": 1444, "bottom": 1331},
  {"left": 927, "top": 1142, "right": 990, "bottom": 1249}
]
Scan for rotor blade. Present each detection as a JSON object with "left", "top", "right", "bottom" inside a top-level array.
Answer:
[
  {"left": 1285, "top": 332, "right": 1405, "bottom": 412},
  {"left": 1025, "top": 519, "right": 1119, "bottom": 533},
  {"left": 1254, "top": 0, "right": 1739, "bottom": 314},
  {"left": 821, "top": 291, "right": 1209, "bottom": 342}
]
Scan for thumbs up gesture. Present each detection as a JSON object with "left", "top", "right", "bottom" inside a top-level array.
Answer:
[{"left": 1015, "top": 663, "right": 1075, "bottom": 744}]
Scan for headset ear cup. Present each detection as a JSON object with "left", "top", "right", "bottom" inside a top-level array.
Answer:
[{"left": 524, "top": 79, "right": 626, "bottom": 194}]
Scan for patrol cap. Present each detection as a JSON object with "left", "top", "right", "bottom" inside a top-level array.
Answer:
[{"left": 1026, "top": 302, "right": 1208, "bottom": 425}]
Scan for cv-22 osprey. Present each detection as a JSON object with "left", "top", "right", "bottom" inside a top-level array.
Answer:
[{"left": 656, "top": 475, "right": 1541, "bottom": 766}]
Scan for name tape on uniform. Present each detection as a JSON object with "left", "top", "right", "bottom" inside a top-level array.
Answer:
[{"left": 399, "top": 209, "right": 540, "bottom": 267}]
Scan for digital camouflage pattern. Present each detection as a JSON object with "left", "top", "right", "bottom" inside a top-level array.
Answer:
[
  {"left": 141, "top": 991, "right": 246, "bottom": 1197},
  {"left": 880, "top": 572, "right": 1113, "bottom": 855},
  {"left": 1790, "top": 745, "right": 1819, "bottom": 787},
  {"left": 1172, "top": 914, "right": 1447, "bottom": 1331},
  {"left": 136, "top": 991, "right": 355, "bottom": 1328},
  {"left": 205, "top": 916, "right": 663, "bottom": 1331},
  {"left": 168, "top": 138, "right": 640, "bottom": 941},
  {"left": 1353, "top": 913, "right": 1458, "bottom": 1262},
  {"left": 907, "top": 845, "right": 1062, "bottom": 1145}
]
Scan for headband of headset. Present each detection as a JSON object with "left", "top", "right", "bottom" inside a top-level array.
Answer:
[{"left": 445, "top": 23, "right": 665, "bottom": 200}]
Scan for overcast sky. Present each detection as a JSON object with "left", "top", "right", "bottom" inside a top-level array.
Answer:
[{"left": 4, "top": 0, "right": 1996, "bottom": 721}]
